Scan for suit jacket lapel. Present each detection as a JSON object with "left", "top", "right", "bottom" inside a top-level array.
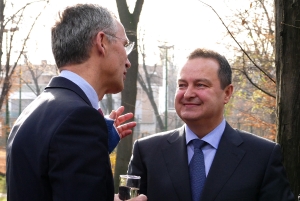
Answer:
[
  {"left": 162, "top": 126, "right": 193, "bottom": 201},
  {"left": 201, "top": 123, "right": 245, "bottom": 201}
]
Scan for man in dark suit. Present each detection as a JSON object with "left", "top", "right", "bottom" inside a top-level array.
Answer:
[
  {"left": 128, "top": 48, "right": 294, "bottom": 201},
  {"left": 6, "top": 4, "right": 147, "bottom": 201}
]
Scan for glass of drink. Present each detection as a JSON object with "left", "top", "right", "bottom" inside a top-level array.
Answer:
[{"left": 118, "top": 175, "right": 141, "bottom": 200}]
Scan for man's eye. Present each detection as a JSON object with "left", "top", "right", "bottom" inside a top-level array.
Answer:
[{"left": 197, "top": 83, "right": 206, "bottom": 87}]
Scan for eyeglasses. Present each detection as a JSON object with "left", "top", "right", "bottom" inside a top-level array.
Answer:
[{"left": 104, "top": 33, "right": 135, "bottom": 55}]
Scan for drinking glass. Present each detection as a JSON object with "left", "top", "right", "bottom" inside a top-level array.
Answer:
[{"left": 118, "top": 175, "right": 141, "bottom": 200}]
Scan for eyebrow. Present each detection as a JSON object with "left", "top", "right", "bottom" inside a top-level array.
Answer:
[{"left": 178, "top": 78, "right": 212, "bottom": 84}]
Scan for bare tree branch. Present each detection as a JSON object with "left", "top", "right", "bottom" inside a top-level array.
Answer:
[
  {"left": 198, "top": 0, "right": 276, "bottom": 84},
  {"left": 233, "top": 68, "right": 276, "bottom": 98},
  {"left": 281, "top": 22, "right": 300, "bottom": 29},
  {"left": 137, "top": 36, "right": 165, "bottom": 131},
  {"left": 4, "top": 0, "right": 49, "bottom": 27},
  {"left": 0, "top": 0, "right": 49, "bottom": 109}
]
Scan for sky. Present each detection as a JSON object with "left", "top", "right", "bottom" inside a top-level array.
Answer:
[{"left": 5, "top": 0, "right": 249, "bottom": 67}]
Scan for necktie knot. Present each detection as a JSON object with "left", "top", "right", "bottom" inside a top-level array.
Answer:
[{"left": 192, "top": 139, "right": 206, "bottom": 150}]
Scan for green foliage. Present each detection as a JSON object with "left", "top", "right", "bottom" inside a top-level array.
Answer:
[
  {"left": 0, "top": 174, "right": 6, "bottom": 201},
  {"left": 0, "top": 175, "right": 6, "bottom": 193}
]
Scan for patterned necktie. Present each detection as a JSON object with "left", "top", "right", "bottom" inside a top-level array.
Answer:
[{"left": 189, "top": 139, "right": 206, "bottom": 201}]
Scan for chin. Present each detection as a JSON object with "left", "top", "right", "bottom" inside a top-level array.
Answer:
[
  {"left": 108, "top": 85, "right": 124, "bottom": 94},
  {"left": 180, "top": 113, "right": 201, "bottom": 121}
]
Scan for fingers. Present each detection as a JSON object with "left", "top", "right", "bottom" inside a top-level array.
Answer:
[
  {"left": 115, "top": 106, "right": 125, "bottom": 117},
  {"left": 117, "top": 113, "right": 134, "bottom": 125},
  {"left": 117, "top": 122, "right": 137, "bottom": 138},
  {"left": 114, "top": 194, "right": 147, "bottom": 201},
  {"left": 109, "top": 106, "right": 124, "bottom": 120},
  {"left": 128, "top": 194, "right": 147, "bottom": 201},
  {"left": 109, "top": 110, "right": 116, "bottom": 119},
  {"left": 114, "top": 194, "right": 121, "bottom": 201},
  {"left": 119, "top": 130, "right": 133, "bottom": 139},
  {"left": 117, "top": 122, "right": 137, "bottom": 132}
]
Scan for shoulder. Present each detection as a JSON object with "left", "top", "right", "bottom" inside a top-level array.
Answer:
[
  {"left": 236, "top": 128, "right": 276, "bottom": 146},
  {"left": 222, "top": 123, "right": 278, "bottom": 153},
  {"left": 137, "top": 127, "right": 182, "bottom": 143},
  {"left": 133, "top": 127, "right": 184, "bottom": 151},
  {"left": 223, "top": 123, "right": 276, "bottom": 146},
  {"left": 229, "top": 127, "right": 279, "bottom": 156}
]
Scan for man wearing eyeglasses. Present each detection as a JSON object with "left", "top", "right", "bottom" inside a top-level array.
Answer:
[{"left": 6, "top": 4, "right": 146, "bottom": 201}]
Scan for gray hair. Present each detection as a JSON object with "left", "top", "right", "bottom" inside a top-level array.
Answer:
[
  {"left": 51, "top": 4, "right": 118, "bottom": 68},
  {"left": 188, "top": 48, "right": 232, "bottom": 89}
]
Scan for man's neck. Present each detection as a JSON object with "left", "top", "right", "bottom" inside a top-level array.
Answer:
[{"left": 186, "top": 117, "right": 224, "bottom": 138}]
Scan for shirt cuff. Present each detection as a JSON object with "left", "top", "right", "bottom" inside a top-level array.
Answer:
[{"left": 104, "top": 117, "right": 120, "bottom": 154}]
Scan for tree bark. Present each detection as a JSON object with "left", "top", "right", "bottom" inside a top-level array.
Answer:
[
  {"left": 114, "top": 0, "right": 144, "bottom": 191},
  {"left": 275, "top": 0, "right": 300, "bottom": 199}
]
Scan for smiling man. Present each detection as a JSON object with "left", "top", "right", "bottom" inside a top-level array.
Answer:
[{"left": 127, "top": 48, "right": 294, "bottom": 201}]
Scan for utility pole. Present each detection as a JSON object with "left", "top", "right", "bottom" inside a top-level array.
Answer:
[
  {"left": 5, "top": 95, "right": 9, "bottom": 139},
  {"left": 19, "top": 66, "right": 22, "bottom": 115},
  {"left": 158, "top": 44, "right": 173, "bottom": 131}
]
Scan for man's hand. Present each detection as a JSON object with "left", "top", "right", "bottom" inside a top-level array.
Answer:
[
  {"left": 109, "top": 106, "right": 137, "bottom": 139},
  {"left": 114, "top": 194, "right": 147, "bottom": 201}
]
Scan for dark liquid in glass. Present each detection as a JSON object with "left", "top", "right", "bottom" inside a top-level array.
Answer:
[{"left": 119, "top": 186, "right": 131, "bottom": 200}]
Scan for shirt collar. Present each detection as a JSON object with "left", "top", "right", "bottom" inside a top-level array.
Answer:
[
  {"left": 185, "top": 118, "right": 226, "bottom": 149},
  {"left": 60, "top": 70, "right": 99, "bottom": 110}
]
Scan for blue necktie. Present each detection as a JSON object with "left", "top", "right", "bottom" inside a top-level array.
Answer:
[{"left": 189, "top": 139, "right": 206, "bottom": 201}]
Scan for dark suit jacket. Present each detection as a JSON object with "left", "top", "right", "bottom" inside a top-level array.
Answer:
[
  {"left": 6, "top": 77, "right": 114, "bottom": 201},
  {"left": 128, "top": 123, "right": 294, "bottom": 201}
]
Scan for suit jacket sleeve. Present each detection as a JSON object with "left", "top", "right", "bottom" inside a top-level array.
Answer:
[
  {"left": 128, "top": 140, "right": 148, "bottom": 195},
  {"left": 259, "top": 144, "right": 294, "bottom": 201},
  {"left": 48, "top": 106, "right": 114, "bottom": 201}
]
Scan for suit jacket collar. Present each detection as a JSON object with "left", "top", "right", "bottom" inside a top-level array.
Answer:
[
  {"left": 45, "top": 76, "right": 92, "bottom": 107},
  {"left": 201, "top": 122, "right": 245, "bottom": 201},
  {"left": 162, "top": 126, "right": 193, "bottom": 201}
]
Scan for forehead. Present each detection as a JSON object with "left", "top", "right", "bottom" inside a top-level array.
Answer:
[
  {"left": 115, "top": 20, "right": 127, "bottom": 38},
  {"left": 177, "top": 58, "right": 219, "bottom": 79}
]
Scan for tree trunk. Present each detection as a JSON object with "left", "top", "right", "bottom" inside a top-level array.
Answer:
[
  {"left": 275, "top": 0, "right": 300, "bottom": 199},
  {"left": 106, "top": 94, "right": 113, "bottom": 113},
  {"left": 114, "top": 0, "right": 144, "bottom": 192}
]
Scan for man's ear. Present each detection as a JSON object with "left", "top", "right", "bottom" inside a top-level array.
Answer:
[
  {"left": 224, "top": 84, "right": 233, "bottom": 104},
  {"left": 95, "top": 32, "right": 106, "bottom": 56}
]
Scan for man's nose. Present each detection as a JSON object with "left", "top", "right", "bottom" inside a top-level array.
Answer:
[
  {"left": 184, "top": 86, "right": 196, "bottom": 98},
  {"left": 125, "top": 58, "right": 131, "bottom": 69}
]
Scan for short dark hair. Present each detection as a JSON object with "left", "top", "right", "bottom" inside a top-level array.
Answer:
[
  {"left": 51, "top": 4, "right": 117, "bottom": 68},
  {"left": 188, "top": 48, "right": 232, "bottom": 89}
]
